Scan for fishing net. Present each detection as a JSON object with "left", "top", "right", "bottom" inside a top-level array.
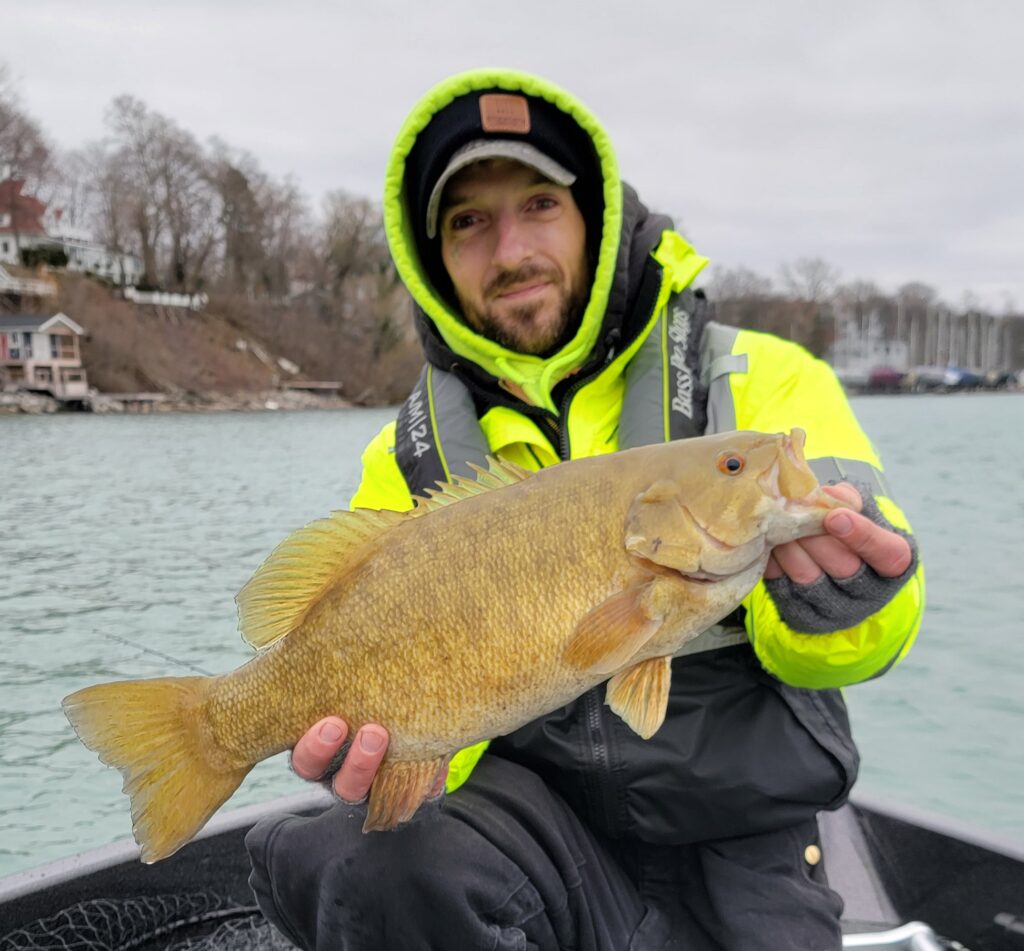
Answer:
[{"left": 0, "top": 891, "right": 293, "bottom": 950}]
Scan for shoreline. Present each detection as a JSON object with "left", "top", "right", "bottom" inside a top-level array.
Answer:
[
  {"left": 0, "top": 389, "right": 363, "bottom": 416},
  {"left": 2, "top": 385, "right": 1020, "bottom": 417}
]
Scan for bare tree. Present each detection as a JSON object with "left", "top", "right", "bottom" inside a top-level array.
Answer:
[
  {"left": 897, "top": 281, "right": 936, "bottom": 307},
  {"left": 0, "top": 64, "right": 51, "bottom": 183},
  {"left": 836, "top": 279, "right": 884, "bottom": 310},
  {"left": 156, "top": 123, "right": 218, "bottom": 290},
  {"left": 105, "top": 96, "right": 171, "bottom": 286},
  {"left": 705, "top": 265, "right": 774, "bottom": 300},
  {"left": 259, "top": 177, "right": 310, "bottom": 298},
  {"left": 778, "top": 257, "right": 841, "bottom": 304},
  {"left": 47, "top": 148, "right": 100, "bottom": 234},
  {"left": 0, "top": 64, "right": 53, "bottom": 262},
  {"left": 321, "top": 190, "right": 391, "bottom": 291},
  {"left": 208, "top": 140, "right": 267, "bottom": 295}
]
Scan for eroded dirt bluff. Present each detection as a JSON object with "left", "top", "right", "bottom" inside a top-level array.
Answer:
[{"left": 41, "top": 274, "right": 423, "bottom": 405}]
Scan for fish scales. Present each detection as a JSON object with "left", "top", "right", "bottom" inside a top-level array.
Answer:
[
  {"left": 207, "top": 459, "right": 635, "bottom": 764},
  {"left": 63, "top": 429, "right": 846, "bottom": 862}
]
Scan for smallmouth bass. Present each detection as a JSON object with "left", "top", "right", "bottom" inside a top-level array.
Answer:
[{"left": 64, "top": 428, "right": 846, "bottom": 862}]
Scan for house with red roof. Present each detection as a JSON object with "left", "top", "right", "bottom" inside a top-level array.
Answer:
[
  {"left": 0, "top": 178, "right": 48, "bottom": 262},
  {"left": 0, "top": 176, "right": 142, "bottom": 285}
]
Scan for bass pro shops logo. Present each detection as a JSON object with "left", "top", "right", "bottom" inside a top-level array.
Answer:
[
  {"left": 404, "top": 385, "right": 433, "bottom": 459},
  {"left": 668, "top": 305, "right": 693, "bottom": 421}
]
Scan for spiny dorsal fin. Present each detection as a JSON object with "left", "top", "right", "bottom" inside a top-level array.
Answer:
[
  {"left": 410, "top": 455, "right": 533, "bottom": 515},
  {"left": 236, "top": 508, "right": 405, "bottom": 649},
  {"left": 236, "top": 458, "right": 532, "bottom": 650}
]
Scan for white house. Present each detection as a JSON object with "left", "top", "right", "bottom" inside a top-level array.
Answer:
[
  {"left": 0, "top": 177, "right": 142, "bottom": 286},
  {"left": 0, "top": 312, "right": 89, "bottom": 399}
]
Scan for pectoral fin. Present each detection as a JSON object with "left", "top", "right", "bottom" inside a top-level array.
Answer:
[
  {"left": 364, "top": 756, "right": 450, "bottom": 832},
  {"left": 563, "top": 586, "right": 662, "bottom": 675},
  {"left": 606, "top": 656, "right": 672, "bottom": 739}
]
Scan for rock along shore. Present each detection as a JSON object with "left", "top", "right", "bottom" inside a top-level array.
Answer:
[{"left": 0, "top": 389, "right": 356, "bottom": 416}]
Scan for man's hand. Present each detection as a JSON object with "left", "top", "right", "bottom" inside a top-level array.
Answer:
[
  {"left": 291, "top": 718, "right": 447, "bottom": 802},
  {"left": 765, "top": 483, "right": 913, "bottom": 584},
  {"left": 291, "top": 717, "right": 390, "bottom": 802}
]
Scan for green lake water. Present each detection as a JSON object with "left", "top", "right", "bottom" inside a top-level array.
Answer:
[{"left": 0, "top": 394, "right": 1021, "bottom": 877}]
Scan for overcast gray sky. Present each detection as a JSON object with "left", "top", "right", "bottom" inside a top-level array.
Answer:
[{"left": 6, "top": 0, "right": 1023, "bottom": 308}]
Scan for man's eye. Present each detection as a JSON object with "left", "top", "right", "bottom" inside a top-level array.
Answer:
[
  {"left": 531, "top": 196, "right": 558, "bottom": 212},
  {"left": 449, "top": 214, "right": 472, "bottom": 231}
]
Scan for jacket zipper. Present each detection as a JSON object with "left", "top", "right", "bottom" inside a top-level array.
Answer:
[
  {"left": 558, "top": 278, "right": 667, "bottom": 831},
  {"left": 583, "top": 686, "right": 620, "bottom": 835}
]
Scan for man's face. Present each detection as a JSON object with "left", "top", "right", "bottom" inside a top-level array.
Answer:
[{"left": 438, "top": 159, "right": 590, "bottom": 356}]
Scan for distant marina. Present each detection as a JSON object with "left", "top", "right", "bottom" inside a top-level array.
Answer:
[{"left": 830, "top": 296, "right": 1021, "bottom": 393}]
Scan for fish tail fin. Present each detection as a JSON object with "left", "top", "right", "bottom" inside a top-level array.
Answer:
[{"left": 62, "top": 676, "right": 251, "bottom": 864}]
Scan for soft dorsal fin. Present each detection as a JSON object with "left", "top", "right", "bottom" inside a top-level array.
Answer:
[
  {"left": 410, "top": 456, "right": 533, "bottom": 515},
  {"left": 236, "top": 507, "right": 405, "bottom": 649}
]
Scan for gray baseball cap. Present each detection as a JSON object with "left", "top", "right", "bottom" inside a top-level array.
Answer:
[{"left": 424, "top": 138, "right": 577, "bottom": 239}]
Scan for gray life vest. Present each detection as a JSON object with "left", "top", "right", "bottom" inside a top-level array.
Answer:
[{"left": 393, "top": 288, "right": 889, "bottom": 657}]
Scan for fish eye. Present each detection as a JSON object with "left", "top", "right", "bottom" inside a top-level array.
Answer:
[{"left": 718, "top": 453, "right": 745, "bottom": 475}]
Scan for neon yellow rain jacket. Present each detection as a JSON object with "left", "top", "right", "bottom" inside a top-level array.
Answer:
[{"left": 348, "top": 69, "right": 924, "bottom": 841}]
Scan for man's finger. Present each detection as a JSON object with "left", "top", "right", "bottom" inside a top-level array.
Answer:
[
  {"left": 428, "top": 766, "right": 449, "bottom": 800},
  {"left": 821, "top": 482, "right": 863, "bottom": 512},
  {"left": 334, "top": 725, "right": 389, "bottom": 803},
  {"left": 825, "top": 510, "right": 913, "bottom": 578},
  {"left": 795, "top": 533, "right": 863, "bottom": 580},
  {"left": 291, "top": 717, "right": 349, "bottom": 781},
  {"left": 764, "top": 553, "right": 783, "bottom": 580},
  {"left": 770, "top": 539, "right": 823, "bottom": 585}
]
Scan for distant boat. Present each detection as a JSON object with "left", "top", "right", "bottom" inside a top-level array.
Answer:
[
  {"left": 1, "top": 790, "right": 1022, "bottom": 950},
  {"left": 867, "top": 367, "right": 905, "bottom": 393},
  {"left": 904, "top": 366, "right": 989, "bottom": 393},
  {"left": 941, "top": 366, "right": 983, "bottom": 389}
]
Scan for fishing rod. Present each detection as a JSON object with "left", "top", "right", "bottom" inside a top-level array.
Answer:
[{"left": 105, "top": 633, "right": 214, "bottom": 677}]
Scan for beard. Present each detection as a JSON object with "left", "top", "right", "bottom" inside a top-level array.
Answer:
[{"left": 459, "top": 261, "right": 591, "bottom": 357}]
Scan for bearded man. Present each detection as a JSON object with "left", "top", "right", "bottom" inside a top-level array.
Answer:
[{"left": 246, "top": 69, "right": 922, "bottom": 951}]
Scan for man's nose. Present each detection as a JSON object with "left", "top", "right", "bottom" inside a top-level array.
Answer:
[{"left": 491, "top": 212, "right": 531, "bottom": 269}]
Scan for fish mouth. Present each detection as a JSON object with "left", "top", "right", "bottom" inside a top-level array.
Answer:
[
  {"left": 631, "top": 548, "right": 767, "bottom": 587},
  {"left": 626, "top": 502, "right": 767, "bottom": 585},
  {"left": 758, "top": 429, "right": 843, "bottom": 513},
  {"left": 630, "top": 554, "right": 737, "bottom": 585}
]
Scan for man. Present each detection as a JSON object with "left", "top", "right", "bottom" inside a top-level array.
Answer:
[{"left": 246, "top": 69, "right": 923, "bottom": 950}]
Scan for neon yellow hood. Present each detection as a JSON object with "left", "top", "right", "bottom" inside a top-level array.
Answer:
[{"left": 383, "top": 69, "right": 623, "bottom": 414}]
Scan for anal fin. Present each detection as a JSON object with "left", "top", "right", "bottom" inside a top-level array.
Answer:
[
  {"left": 563, "top": 585, "right": 661, "bottom": 675},
  {"left": 606, "top": 655, "right": 672, "bottom": 739},
  {"left": 364, "top": 756, "right": 450, "bottom": 832}
]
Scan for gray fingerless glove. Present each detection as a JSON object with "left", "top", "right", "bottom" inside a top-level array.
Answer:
[{"left": 764, "top": 486, "right": 919, "bottom": 634}]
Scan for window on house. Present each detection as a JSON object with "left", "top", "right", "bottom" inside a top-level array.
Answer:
[
  {"left": 34, "top": 366, "right": 53, "bottom": 383},
  {"left": 8, "top": 332, "right": 31, "bottom": 360},
  {"left": 50, "top": 334, "right": 76, "bottom": 359},
  {"left": 1, "top": 240, "right": 8, "bottom": 253}
]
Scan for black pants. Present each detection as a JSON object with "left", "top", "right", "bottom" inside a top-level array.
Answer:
[{"left": 245, "top": 757, "right": 844, "bottom": 951}]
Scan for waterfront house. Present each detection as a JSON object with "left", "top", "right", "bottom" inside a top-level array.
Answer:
[
  {"left": 0, "top": 312, "right": 89, "bottom": 400},
  {"left": 0, "top": 177, "right": 48, "bottom": 263},
  {"left": 0, "top": 176, "right": 142, "bottom": 286}
]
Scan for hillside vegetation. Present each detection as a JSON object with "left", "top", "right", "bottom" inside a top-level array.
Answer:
[{"left": 54, "top": 274, "right": 423, "bottom": 405}]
